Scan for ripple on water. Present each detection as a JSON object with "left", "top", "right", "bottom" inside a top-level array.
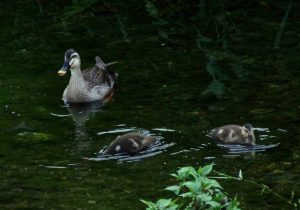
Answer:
[
  {"left": 217, "top": 143, "right": 280, "bottom": 154},
  {"left": 97, "top": 127, "right": 136, "bottom": 135},
  {"left": 214, "top": 126, "right": 282, "bottom": 155}
]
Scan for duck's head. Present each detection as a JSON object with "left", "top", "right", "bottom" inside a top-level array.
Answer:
[
  {"left": 241, "top": 123, "right": 256, "bottom": 145},
  {"left": 58, "top": 49, "right": 81, "bottom": 76}
]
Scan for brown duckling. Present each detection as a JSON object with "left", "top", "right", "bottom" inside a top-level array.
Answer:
[
  {"left": 209, "top": 124, "right": 256, "bottom": 146},
  {"left": 103, "top": 133, "right": 157, "bottom": 155}
]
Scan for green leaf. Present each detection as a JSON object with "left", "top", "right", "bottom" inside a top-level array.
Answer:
[
  {"left": 156, "top": 199, "right": 178, "bottom": 210},
  {"left": 180, "top": 192, "right": 193, "bottom": 198},
  {"left": 140, "top": 199, "right": 157, "bottom": 209},
  {"left": 238, "top": 170, "right": 243, "bottom": 180},
  {"left": 226, "top": 196, "right": 241, "bottom": 210},
  {"left": 170, "top": 173, "right": 178, "bottom": 179},
  {"left": 198, "top": 194, "right": 212, "bottom": 202},
  {"left": 157, "top": 199, "right": 172, "bottom": 208},
  {"left": 208, "top": 179, "right": 222, "bottom": 189},
  {"left": 165, "top": 185, "right": 181, "bottom": 195},
  {"left": 201, "top": 163, "right": 214, "bottom": 176},
  {"left": 206, "top": 200, "right": 221, "bottom": 208},
  {"left": 177, "top": 167, "right": 197, "bottom": 180},
  {"left": 183, "top": 181, "right": 201, "bottom": 193}
]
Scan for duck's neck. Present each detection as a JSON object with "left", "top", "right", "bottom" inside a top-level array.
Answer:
[
  {"left": 70, "top": 66, "right": 83, "bottom": 77},
  {"left": 69, "top": 67, "right": 86, "bottom": 89}
]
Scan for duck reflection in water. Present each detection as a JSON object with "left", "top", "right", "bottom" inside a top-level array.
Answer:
[{"left": 63, "top": 92, "right": 115, "bottom": 154}]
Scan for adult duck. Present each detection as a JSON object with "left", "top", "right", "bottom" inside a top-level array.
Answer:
[
  {"left": 103, "top": 133, "right": 157, "bottom": 155},
  {"left": 209, "top": 124, "right": 256, "bottom": 146},
  {"left": 58, "top": 49, "right": 117, "bottom": 103}
]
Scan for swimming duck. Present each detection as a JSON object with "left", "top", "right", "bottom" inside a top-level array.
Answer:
[
  {"left": 209, "top": 124, "right": 256, "bottom": 146},
  {"left": 58, "top": 49, "right": 117, "bottom": 103},
  {"left": 103, "top": 133, "right": 157, "bottom": 155}
]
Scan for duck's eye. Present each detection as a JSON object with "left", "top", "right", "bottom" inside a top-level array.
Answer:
[{"left": 70, "top": 54, "right": 78, "bottom": 59}]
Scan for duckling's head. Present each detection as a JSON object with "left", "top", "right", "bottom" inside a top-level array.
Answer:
[
  {"left": 142, "top": 135, "right": 156, "bottom": 148},
  {"left": 58, "top": 49, "right": 81, "bottom": 76},
  {"left": 241, "top": 123, "right": 256, "bottom": 145}
]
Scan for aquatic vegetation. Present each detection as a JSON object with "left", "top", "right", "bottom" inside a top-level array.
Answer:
[
  {"left": 145, "top": 0, "right": 168, "bottom": 26},
  {"left": 201, "top": 55, "right": 226, "bottom": 98},
  {"left": 141, "top": 163, "right": 241, "bottom": 210},
  {"left": 142, "top": 163, "right": 300, "bottom": 209},
  {"left": 16, "top": 132, "right": 52, "bottom": 143},
  {"left": 63, "top": 0, "right": 100, "bottom": 20}
]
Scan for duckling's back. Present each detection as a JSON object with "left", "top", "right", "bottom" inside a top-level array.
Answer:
[
  {"left": 103, "top": 133, "right": 144, "bottom": 155},
  {"left": 209, "top": 124, "right": 255, "bottom": 145}
]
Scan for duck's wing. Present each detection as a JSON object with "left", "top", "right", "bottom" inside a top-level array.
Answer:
[
  {"left": 95, "top": 56, "right": 118, "bottom": 88},
  {"left": 82, "top": 66, "right": 106, "bottom": 89},
  {"left": 82, "top": 56, "right": 118, "bottom": 89}
]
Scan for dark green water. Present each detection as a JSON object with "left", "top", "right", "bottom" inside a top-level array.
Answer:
[
  {"left": 0, "top": 48, "right": 299, "bottom": 210},
  {"left": 0, "top": 1, "right": 300, "bottom": 209}
]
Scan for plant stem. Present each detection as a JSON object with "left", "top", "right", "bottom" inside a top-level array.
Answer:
[
  {"left": 35, "top": 0, "right": 44, "bottom": 15},
  {"left": 273, "top": 0, "right": 293, "bottom": 49},
  {"left": 215, "top": 171, "right": 296, "bottom": 207}
]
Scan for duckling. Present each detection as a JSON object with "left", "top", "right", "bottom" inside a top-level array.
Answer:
[
  {"left": 103, "top": 133, "right": 157, "bottom": 155},
  {"left": 58, "top": 49, "right": 117, "bottom": 103},
  {"left": 209, "top": 124, "right": 256, "bottom": 146}
]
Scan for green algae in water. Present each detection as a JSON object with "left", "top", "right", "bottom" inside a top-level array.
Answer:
[{"left": 16, "top": 132, "right": 52, "bottom": 143}]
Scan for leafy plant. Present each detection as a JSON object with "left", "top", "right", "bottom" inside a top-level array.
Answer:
[
  {"left": 141, "top": 163, "right": 241, "bottom": 210},
  {"left": 145, "top": 0, "right": 168, "bottom": 26},
  {"left": 63, "top": 0, "right": 100, "bottom": 20}
]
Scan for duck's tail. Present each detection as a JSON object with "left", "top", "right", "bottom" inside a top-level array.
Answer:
[
  {"left": 95, "top": 56, "right": 118, "bottom": 88},
  {"left": 95, "top": 56, "right": 118, "bottom": 69}
]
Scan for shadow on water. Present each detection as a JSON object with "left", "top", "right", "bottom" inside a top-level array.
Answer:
[{"left": 86, "top": 127, "right": 176, "bottom": 163}]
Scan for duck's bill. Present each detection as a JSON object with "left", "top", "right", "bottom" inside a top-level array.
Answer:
[
  {"left": 58, "top": 69, "right": 67, "bottom": 76},
  {"left": 58, "top": 61, "right": 70, "bottom": 76}
]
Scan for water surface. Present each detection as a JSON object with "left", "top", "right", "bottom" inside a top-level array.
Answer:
[{"left": 0, "top": 2, "right": 300, "bottom": 209}]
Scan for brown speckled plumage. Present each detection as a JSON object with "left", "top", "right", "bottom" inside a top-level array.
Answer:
[
  {"left": 103, "top": 133, "right": 157, "bottom": 155},
  {"left": 209, "top": 124, "right": 256, "bottom": 146}
]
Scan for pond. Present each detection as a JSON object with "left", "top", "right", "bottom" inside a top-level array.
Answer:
[{"left": 0, "top": 1, "right": 300, "bottom": 209}]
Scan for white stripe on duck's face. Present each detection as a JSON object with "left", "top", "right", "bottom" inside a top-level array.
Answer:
[
  {"left": 241, "top": 128, "right": 249, "bottom": 138},
  {"left": 69, "top": 53, "right": 81, "bottom": 69}
]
